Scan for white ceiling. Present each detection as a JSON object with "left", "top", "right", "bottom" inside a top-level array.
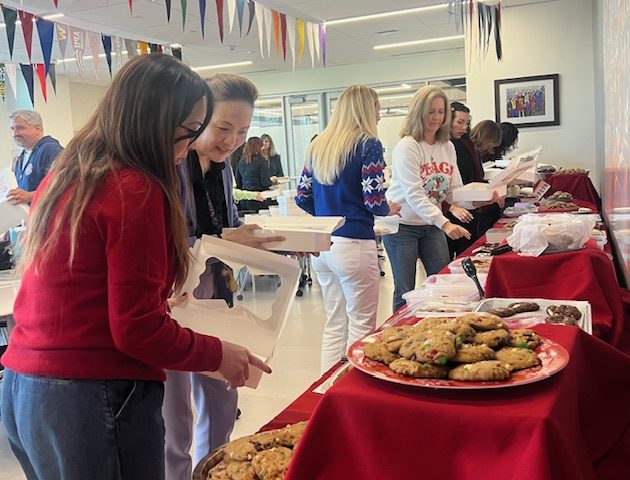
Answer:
[{"left": 0, "top": 0, "right": 549, "bottom": 82}]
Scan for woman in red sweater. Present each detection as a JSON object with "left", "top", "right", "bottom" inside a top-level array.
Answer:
[{"left": 0, "top": 54, "right": 269, "bottom": 480}]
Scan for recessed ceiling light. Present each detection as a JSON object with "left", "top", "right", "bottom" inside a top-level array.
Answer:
[
  {"left": 374, "top": 35, "right": 465, "bottom": 50},
  {"left": 192, "top": 61, "right": 253, "bottom": 71},
  {"left": 374, "top": 84, "right": 413, "bottom": 94},
  {"left": 325, "top": 4, "right": 447, "bottom": 26}
]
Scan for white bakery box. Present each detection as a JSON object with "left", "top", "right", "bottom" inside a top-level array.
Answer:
[
  {"left": 452, "top": 147, "right": 542, "bottom": 202},
  {"left": 238, "top": 215, "right": 345, "bottom": 252}
]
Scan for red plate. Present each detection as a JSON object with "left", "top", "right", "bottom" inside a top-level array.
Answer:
[{"left": 347, "top": 323, "right": 569, "bottom": 390}]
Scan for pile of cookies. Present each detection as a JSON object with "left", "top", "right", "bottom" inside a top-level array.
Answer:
[
  {"left": 558, "top": 167, "right": 589, "bottom": 174},
  {"left": 545, "top": 304, "right": 582, "bottom": 326},
  {"left": 547, "top": 191, "right": 573, "bottom": 201},
  {"left": 541, "top": 200, "right": 580, "bottom": 210},
  {"left": 207, "top": 422, "right": 306, "bottom": 480},
  {"left": 363, "top": 313, "right": 542, "bottom": 382}
]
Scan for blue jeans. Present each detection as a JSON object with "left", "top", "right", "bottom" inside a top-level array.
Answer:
[
  {"left": 1, "top": 369, "right": 165, "bottom": 480},
  {"left": 383, "top": 224, "right": 450, "bottom": 312}
]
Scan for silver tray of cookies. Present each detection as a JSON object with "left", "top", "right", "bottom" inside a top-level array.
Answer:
[{"left": 474, "top": 298, "right": 592, "bottom": 335}]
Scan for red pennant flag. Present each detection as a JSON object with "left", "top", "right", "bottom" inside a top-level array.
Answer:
[
  {"left": 35, "top": 64, "right": 47, "bottom": 102},
  {"left": 53, "top": 0, "right": 59, "bottom": 7},
  {"left": 280, "top": 13, "right": 287, "bottom": 60},
  {"left": 129, "top": 0, "right": 133, "bottom": 15},
  {"left": 215, "top": 0, "right": 224, "bottom": 43},
  {"left": 18, "top": 11, "right": 35, "bottom": 63}
]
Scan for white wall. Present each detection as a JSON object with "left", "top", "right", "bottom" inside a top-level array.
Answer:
[
  {"left": 68, "top": 82, "right": 107, "bottom": 134},
  {"left": 466, "top": 0, "right": 598, "bottom": 185}
]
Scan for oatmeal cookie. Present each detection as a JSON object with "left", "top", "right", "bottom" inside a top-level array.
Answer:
[
  {"left": 250, "top": 430, "right": 280, "bottom": 451},
  {"left": 208, "top": 462, "right": 230, "bottom": 479},
  {"left": 363, "top": 342, "right": 400, "bottom": 365},
  {"left": 495, "top": 347, "right": 542, "bottom": 371},
  {"left": 223, "top": 438, "right": 257, "bottom": 463},
  {"left": 389, "top": 358, "right": 449, "bottom": 378},
  {"left": 458, "top": 313, "right": 507, "bottom": 331},
  {"left": 473, "top": 329, "right": 511, "bottom": 348},
  {"left": 451, "top": 343, "right": 496, "bottom": 363},
  {"left": 225, "top": 461, "right": 256, "bottom": 480},
  {"left": 276, "top": 421, "right": 307, "bottom": 448},
  {"left": 252, "top": 447, "right": 293, "bottom": 480},
  {"left": 509, "top": 329, "right": 542, "bottom": 349},
  {"left": 399, "top": 331, "right": 457, "bottom": 365},
  {"left": 448, "top": 360, "right": 513, "bottom": 381}
]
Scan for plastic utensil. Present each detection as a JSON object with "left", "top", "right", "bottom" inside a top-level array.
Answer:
[{"left": 461, "top": 257, "right": 485, "bottom": 299}]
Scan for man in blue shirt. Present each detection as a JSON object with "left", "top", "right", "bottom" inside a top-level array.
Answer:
[{"left": 7, "top": 110, "right": 63, "bottom": 204}]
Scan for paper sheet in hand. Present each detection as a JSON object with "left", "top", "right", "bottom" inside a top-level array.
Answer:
[
  {"left": 0, "top": 169, "right": 28, "bottom": 234},
  {"left": 171, "top": 235, "right": 301, "bottom": 388}
]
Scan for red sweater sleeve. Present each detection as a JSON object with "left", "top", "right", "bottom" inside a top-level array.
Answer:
[{"left": 100, "top": 172, "right": 223, "bottom": 372}]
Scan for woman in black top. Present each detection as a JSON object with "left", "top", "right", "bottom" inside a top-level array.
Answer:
[
  {"left": 235, "top": 136, "right": 273, "bottom": 212},
  {"left": 261, "top": 133, "right": 283, "bottom": 180}
]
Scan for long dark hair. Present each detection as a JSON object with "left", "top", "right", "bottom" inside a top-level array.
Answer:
[
  {"left": 498, "top": 122, "right": 519, "bottom": 155},
  {"left": 23, "top": 54, "right": 212, "bottom": 290}
]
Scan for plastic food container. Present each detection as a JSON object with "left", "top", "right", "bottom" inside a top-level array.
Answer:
[
  {"left": 448, "top": 256, "right": 493, "bottom": 274},
  {"left": 423, "top": 273, "right": 488, "bottom": 287}
]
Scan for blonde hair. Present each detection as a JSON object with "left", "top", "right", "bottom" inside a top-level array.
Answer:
[
  {"left": 261, "top": 133, "right": 277, "bottom": 156},
  {"left": 400, "top": 85, "right": 451, "bottom": 143},
  {"left": 306, "top": 85, "right": 379, "bottom": 185},
  {"left": 21, "top": 54, "right": 212, "bottom": 291},
  {"left": 470, "top": 120, "right": 502, "bottom": 153}
]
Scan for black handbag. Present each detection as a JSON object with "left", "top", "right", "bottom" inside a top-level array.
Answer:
[{"left": 0, "top": 240, "right": 13, "bottom": 270}]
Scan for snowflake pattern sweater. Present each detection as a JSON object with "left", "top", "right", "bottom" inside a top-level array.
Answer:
[{"left": 295, "top": 137, "right": 389, "bottom": 240}]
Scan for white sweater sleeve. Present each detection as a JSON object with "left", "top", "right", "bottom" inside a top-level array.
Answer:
[{"left": 392, "top": 138, "right": 449, "bottom": 228}]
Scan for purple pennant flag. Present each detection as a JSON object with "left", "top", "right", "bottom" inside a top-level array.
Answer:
[
  {"left": 20, "top": 64, "right": 35, "bottom": 107},
  {"left": 165, "top": 0, "right": 172, "bottom": 21},
  {"left": 101, "top": 35, "right": 113, "bottom": 77},
  {"left": 2, "top": 6, "right": 17, "bottom": 59},
  {"left": 319, "top": 24, "right": 326, "bottom": 66},
  {"left": 49, "top": 63, "right": 57, "bottom": 95},
  {"left": 236, "top": 0, "right": 245, "bottom": 35},
  {"left": 36, "top": 18, "right": 55, "bottom": 76},
  {"left": 199, "top": 0, "right": 207, "bottom": 38}
]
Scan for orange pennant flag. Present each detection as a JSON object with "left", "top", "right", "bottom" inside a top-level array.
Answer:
[
  {"left": 272, "top": 10, "right": 280, "bottom": 55},
  {"left": 138, "top": 41, "right": 150, "bottom": 54}
]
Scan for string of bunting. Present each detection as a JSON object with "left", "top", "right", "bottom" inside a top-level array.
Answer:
[
  {"left": 447, "top": 0, "right": 503, "bottom": 62},
  {"left": 0, "top": 3, "right": 175, "bottom": 106}
]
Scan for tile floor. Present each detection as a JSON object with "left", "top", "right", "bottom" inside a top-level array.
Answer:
[{"left": 0, "top": 255, "right": 426, "bottom": 479}]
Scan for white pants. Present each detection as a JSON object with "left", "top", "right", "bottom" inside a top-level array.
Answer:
[{"left": 312, "top": 236, "right": 379, "bottom": 374}]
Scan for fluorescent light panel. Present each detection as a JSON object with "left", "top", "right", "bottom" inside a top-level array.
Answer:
[
  {"left": 374, "top": 35, "right": 464, "bottom": 50},
  {"left": 374, "top": 83, "right": 412, "bottom": 94},
  {"left": 193, "top": 61, "right": 252, "bottom": 71},
  {"left": 325, "top": 4, "right": 447, "bottom": 26}
]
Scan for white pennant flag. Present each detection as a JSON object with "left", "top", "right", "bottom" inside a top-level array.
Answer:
[
  {"left": 312, "top": 22, "right": 320, "bottom": 62},
  {"left": 6, "top": 63, "right": 17, "bottom": 99},
  {"left": 87, "top": 31, "right": 101, "bottom": 79},
  {"left": 286, "top": 16, "right": 296, "bottom": 70},
  {"left": 256, "top": 3, "right": 265, "bottom": 58},
  {"left": 263, "top": 7, "right": 273, "bottom": 58},
  {"left": 113, "top": 36, "right": 123, "bottom": 70},
  {"left": 69, "top": 27, "right": 86, "bottom": 75},
  {"left": 306, "top": 21, "right": 315, "bottom": 68},
  {"left": 227, "top": 0, "right": 236, "bottom": 34}
]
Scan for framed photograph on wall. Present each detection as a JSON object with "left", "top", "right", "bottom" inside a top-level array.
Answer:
[{"left": 494, "top": 74, "right": 559, "bottom": 128}]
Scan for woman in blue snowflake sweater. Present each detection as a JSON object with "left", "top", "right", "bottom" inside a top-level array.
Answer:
[{"left": 296, "top": 85, "right": 400, "bottom": 374}]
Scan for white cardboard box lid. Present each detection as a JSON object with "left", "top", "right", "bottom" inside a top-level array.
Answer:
[
  {"left": 244, "top": 214, "right": 345, "bottom": 233},
  {"left": 487, "top": 146, "right": 542, "bottom": 187},
  {"left": 171, "top": 235, "right": 301, "bottom": 388}
]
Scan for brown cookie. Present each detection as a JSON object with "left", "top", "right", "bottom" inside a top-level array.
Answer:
[
  {"left": 546, "top": 304, "right": 582, "bottom": 320},
  {"left": 250, "top": 430, "right": 280, "bottom": 451},
  {"left": 451, "top": 343, "right": 497, "bottom": 363},
  {"left": 363, "top": 342, "right": 400, "bottom": 365},
  {"left": 276, "top": 421, "right": 307, "bottom": 448},
  {"left": 448, "top": 360, "right": 513, "bottom": 381},
  {"left": 223, "top": 438, "right": 257, "bottom": 463},
  {"left": 473, "top": 329, "right": 511, "bottom": 348},
  {"left": 508, "top": 302, "right": 540, "bottom": 313},
  {"left": 399, "top": 331, "right": 457, "bottom": 365},
  {"left": 389, "top": 358, "right": 449, "bottom": 378},
  {"left": 509, "top": 329, "right": 542, "bottom": 349},
  {"left": 495, "top": 347, "right": 542, "bottom": 371},
  {"left": 487, "top": 307, "right": 517, "bottom": 318},
  {"left": 208, "top": 462, "right": 230, "bottom": 479},
  {"left": 225, "top": 461, "right": 256, "bottom": 480},
  {"left": 458, "top": 313, "right": 508, "bottom": 331},
  {"left": 252, "top": 447, "right": 293, "bottom": 480},
  {"left": 545, "top": 314, "right": 578, "bottom": 326}
]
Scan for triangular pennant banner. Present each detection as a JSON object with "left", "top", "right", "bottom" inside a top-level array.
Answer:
[
  {"left": 320, "top": 24, "right": 327, "bottom": 66},
  {"left": 0, "top": 64, "right": 6, "bottom": 101},
  {"left": 49, "top": 63, "right": 57, "bottom": 95},
  {"left": 149, "top": 43, "right": 159, "bottom": 53},
  {"left": 6, "top": 64, "right": 17, "bottom": 98},
  {"left": 113, "top": 36, "right": 123, "bottom": 69},
  {"left": 180, "top": 0, "right": 188, "bottom": 30},
  {"left": 287, "top": 16, "right": 296, "bottom": 69},
  {"left": 35, "top": 63, "right": 47, "bottom": 103},
  {"left": 20, "top": 64, "right": 35, "bottom": 107},
  {"left": 171, "top": 45, "right": 182, "bottom": 60},
  {"left": 54, "top": 0, "right": 59, "bottom": 7},
  {"left": 227, "top": 0, "right": 236, "bottom": 34},
  {"left": 18, "top": 11, "right": 35, "bottom": 63},
  {"left": 306, "top": 21, "right": 315, "bottom": 67},
  {"left": 36, "top": 18, "right": 55, "bottom": 76},
  {"left": 2, "top": 7, "right": 17, "bottom": 59},
  {"left": 129, "top": 0, "right": 133, "bottom": 15},
  {"left": 312, "top": 22, "right": 320, "bottom": 61},
  {"left": 271, "top": 10, "right": 280, "bottom": 56},
  {"left": 139, "top": 41, "right": 150, "bottom": 55},
  {"left": 245, "top": 0, "right": 255, "bottom": 36},
  {"left": 102, "top": 35, "right": 113, "bottom": 77},
  {"left": 296, "top": 19, "right": 305, "bottom": 63},
  {"left": 255, "top": 3, "right": 264, "bottom": 57},
  {"left": 88, "top": 31, "right": 101, "bottom": 79},
  {"left": 236, "top": 0, "right": 245, "bottom": 36},
  {"left": 165, "top": 0, "right": 172, "bottom": 21},
  {"left": 263, "top": 7, "right": 272, "bottom": 57},
  {"left": 280, "top": 13, "right": 287, "bottom": 60},
  {"left": 215, "top": 0, "right": 225, "bottom": 43},
  {"left": 56, "top": 24, "right": 69, "bottom": 64},
  {"left": 125, "top": 39, "right": 139, "bottom": 59},
  {"left": 69, "top": 27, "right": 86, "bottom": 75},
  {"left": 199, "top": 0, "right": 207, "bottom": 38}
]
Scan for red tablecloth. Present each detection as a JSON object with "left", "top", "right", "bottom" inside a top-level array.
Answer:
[
  {"left": 546, "top": 173, "right": 601, "bottom": 208},
  {"left": 285, "top": 326, "right": 630, "bottom": 480}
]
